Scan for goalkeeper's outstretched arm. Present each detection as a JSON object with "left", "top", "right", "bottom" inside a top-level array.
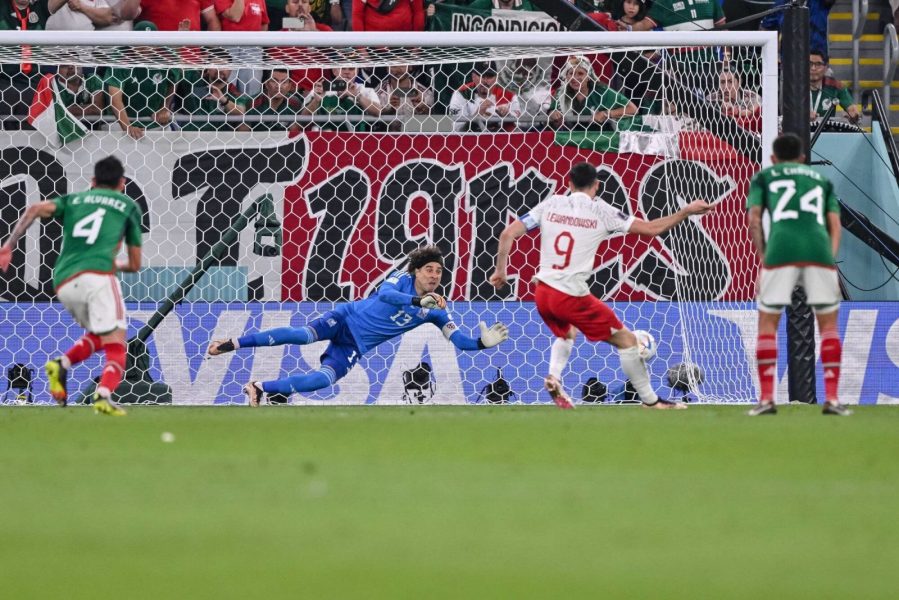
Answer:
[{"left": 446, "top": 322, "right": 510, "bottom": 351}]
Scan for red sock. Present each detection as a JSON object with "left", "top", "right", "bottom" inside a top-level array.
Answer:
[
  {"left": 64, "top": 333, "right": 102, "bottom": 368},
  {"left": 97, "top": 342, "right": 126, "bottom": 397},
  {"left": 757, "top": 334, "right": 777, "bottom": 403},
  {"left": 820, "top": 329, "right": 842, "bottom": 404}
]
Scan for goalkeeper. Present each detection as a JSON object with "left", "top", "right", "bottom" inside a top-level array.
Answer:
[{"left": 208, "top": 245, "right": 509, "bottom": 406}]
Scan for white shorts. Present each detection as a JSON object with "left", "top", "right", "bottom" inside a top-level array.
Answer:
[
  {"left": 757, "top": 265, "right": 840, "bottom": 314},
  {"left": 57, "top": 272, "right": 127, "bottom": 335}
]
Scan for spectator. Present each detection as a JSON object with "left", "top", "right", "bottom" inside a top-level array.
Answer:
[
  {"left": 47, "top": 0, "right": 140, "bottom": 29},
  {"left": 547, "top": 55, "right": 638, "bottom": 131},
  {"left": 139, "top": 0, "right": 220, "bottom": 30},
  {"left": 179, "top": 69, "right": 249, "bottom": 131},
  {"left": 106, "top": 30, "right": 181, "bottom": 139},
  {"left": 377, "top": 65, "right": 433, "bottom": 130},
  {"left": 496, "top": 57, "right": 551, "bottom": 130},
  {"left": 239, "top": 69, "right": 303, "bottom": 132},
  {"left": 809, "top": 50, "right": 860, "bottom": 124},
  {"left": 268, "top": 0, "right": 342, "bottom": 29},
  {"left": 30, "top": 65, "right": 105, "bottom": 123},
  {"left": 56, "top": 64, "right": 105, "bottom": 117},
  {"left": 708, "top": 69, "right": 760, "bottom": 120},
  {"left": 216, "top": 0, "right": 268, "bottom": 30},
  {"left": 302, "top": 66, "right": 381, "bottom": 131},
  {"left": 352, "top": 0, "right": 423, "bottom": 31},
  {"left": 630, "top": 0, "right": 724, "bottom": 31},
  {"left": 615, "top": 0, "right": 646, "bottom": 31},
  {"left": 282, "top": 0, "right": 331, "bottom": 29},
  {"left": 0, "top": 0, "right": 51, "bottom": 116},
  {"left": 761, "top": 0, "right": 835, "bottom": 57},
  {"left": 47, "top": 0, "right": 140, "bottom": 30},
  {"left": 448, "top": 61, "right": 521, "bottom": 133},
  {"left": 216, "top": 0, "right": 270, "bottom": 97}
]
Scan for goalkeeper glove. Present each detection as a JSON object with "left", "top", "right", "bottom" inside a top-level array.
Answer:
[
  {"left": 478, "top": 321, "right": 509, "bottom": 349},
  {"left": 414, "top": 293, "right": 445, "bottom": 309}
]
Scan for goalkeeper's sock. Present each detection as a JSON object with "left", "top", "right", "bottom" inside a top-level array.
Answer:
[
  {"left": 97, "top": 342, "right": 126, "bottom": 398},
  {"left": 238, "top": 326, "right": 316, "bottom": 349},
  {"left": 549, "top": 337, "right": 574, "bottom": 379},
  {"left": 63, "top": 333, "right": 102, "bottom": 369},
  {"left": 261, "top": 369, "right": 333, "bottom": 395},
  {"left": 619, "top": 345, "right": 658, "bottom": 404},
  {"left": 757, "top": 334, "right": 777, "bottom": 403},
  {"left": 820, "top": 328, "right": 841, "bottom": 403}
]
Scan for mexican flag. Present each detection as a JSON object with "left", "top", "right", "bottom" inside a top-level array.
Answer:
[
  {"left": 27, "top": 74, "right": 88, "bottom": 149},
  {"left": 555, "top": 130, "right": 680, "bottom": 157}
]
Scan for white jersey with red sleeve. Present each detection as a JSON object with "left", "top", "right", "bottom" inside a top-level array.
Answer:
[{"left": 519, "top": 191, "right": 635, "bottom": 297}]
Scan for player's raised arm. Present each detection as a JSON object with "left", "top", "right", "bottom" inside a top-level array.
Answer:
[
  {"left": 628, "top": 200, "right": 714, "bottom": 238},
  {"left": 0, "top": 201, "right": 58, "bottom": 272},
  {"left": 490, "top": 220, "right": 528, "bottom": 289}
]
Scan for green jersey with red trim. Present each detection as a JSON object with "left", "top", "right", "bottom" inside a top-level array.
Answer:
[
  {"left": 51, "top": 188, "right": 143, "bottom": 288},
  {"left": 746, "top": 162, "right": 839, "bottom": 267}
]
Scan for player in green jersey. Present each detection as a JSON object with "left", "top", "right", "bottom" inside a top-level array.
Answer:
[
  {"left": 745, "top": 133, "right": 850, "bottom": 416},
  {"left": 0, "top": 156, "right": 143, "bottom": 416}
]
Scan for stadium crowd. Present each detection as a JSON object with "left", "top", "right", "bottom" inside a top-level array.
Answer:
[{"left": 0, "top": 0, "right": 872, "bottom": 133}]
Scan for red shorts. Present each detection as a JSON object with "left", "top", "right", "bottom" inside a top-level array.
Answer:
[{"left": 535, "top": 282, "right": 623, "bottom": 342}]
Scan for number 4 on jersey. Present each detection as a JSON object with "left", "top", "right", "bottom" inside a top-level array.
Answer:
[{"left": 72, "top": 208, "right": 107, "bottom": 245}]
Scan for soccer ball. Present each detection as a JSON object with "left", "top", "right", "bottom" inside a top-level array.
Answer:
[
  {"left": 633, "top": 329, "right": 657, "bottom": 361},
  {"left": 666, "top": 362, "right": 705, "bottom": 393}
]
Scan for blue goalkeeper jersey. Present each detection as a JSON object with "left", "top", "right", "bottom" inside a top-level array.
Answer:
[{"left": 334, "top": 271, "right": 459, "bottom": 354}]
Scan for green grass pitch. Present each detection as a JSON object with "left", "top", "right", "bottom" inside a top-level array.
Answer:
[{"left": 2, "top": 405, "right": 898, "bottom": 599}]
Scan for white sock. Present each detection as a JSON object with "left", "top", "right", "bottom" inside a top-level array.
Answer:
[
  {"left": 549, "top": 337, "right": 574, "bottom": 379},
  {"left": 619, "top": 346, "right": 658, "bottom": 404},
  {"left": 59, "top": 355, "right": 72, "bottom": 370}
]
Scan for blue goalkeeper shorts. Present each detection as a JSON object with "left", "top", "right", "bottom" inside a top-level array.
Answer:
[{"left": 308, "top": 311, "right": 362, "bottom": 382}]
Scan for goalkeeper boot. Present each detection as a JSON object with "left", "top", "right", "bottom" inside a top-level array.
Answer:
[
  {"left": 44, "top": 359, "right": 68, "bottom": 406},
  {"left": 643, "top": 397, "right": 688, "bottom": 410},
  {"left": 747, "top": 401, "right": 777, "bottom": 416},
  {"left": 544, "top": 375, "right": 574, "bottom": 409},
  {"left": 208, "top": 338, "right": 237, "bottom": 356},
  {"left": 93, "top": 393, "right": 127, "bottom": 417},
  {"left": 244, "top": 381, "right": 264, "bottom": 407},
  {"left": 822, "top": 401, "right": 852, "bottom": 416}
]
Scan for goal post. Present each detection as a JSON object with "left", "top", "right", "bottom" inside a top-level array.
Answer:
[{"left": 0, "top": 30, "right": 778, "bottom": 405}]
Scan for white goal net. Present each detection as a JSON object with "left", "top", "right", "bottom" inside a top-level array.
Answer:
[{"left": 0, "top": 31, "right": 777, "bottom": 405}]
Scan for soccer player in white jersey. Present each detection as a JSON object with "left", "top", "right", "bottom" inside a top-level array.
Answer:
[{"left": 490, "top": 162, "right": 714, "bottom": 409}]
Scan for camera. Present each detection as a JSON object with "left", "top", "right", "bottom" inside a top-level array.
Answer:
[{"left": 324, "top": 78, "right": 347, "bottom": 94}]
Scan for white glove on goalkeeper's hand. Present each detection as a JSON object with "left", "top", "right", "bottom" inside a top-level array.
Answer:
[
  {"left": 419, "top": 293, "right": 446, "bottom": 310},
  {"left": 479, "top": 321, "right": 509, "bottom": 348}
]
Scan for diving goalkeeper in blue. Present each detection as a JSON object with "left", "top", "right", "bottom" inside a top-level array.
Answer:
[{"left": 207, "top": 245, "right": 510, "bottom": 406}]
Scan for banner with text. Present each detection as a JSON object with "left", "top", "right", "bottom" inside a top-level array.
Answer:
[{"left": 0, "top": 130, "right": 756, "bottom": 304}]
